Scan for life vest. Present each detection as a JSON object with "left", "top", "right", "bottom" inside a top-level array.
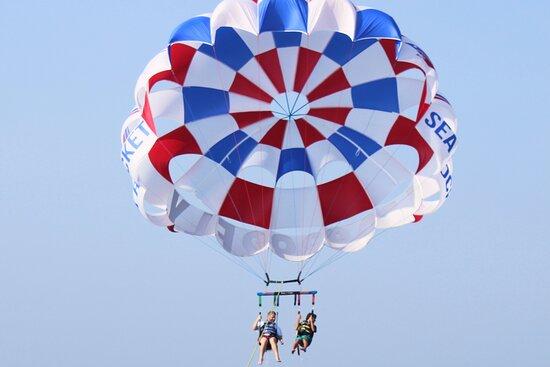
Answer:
[
  {"left": 260, "top": 322, "right": 279, "bottom": 338},
  {"left": 297, "top": 321, "right": 314, "bottom": 336}
]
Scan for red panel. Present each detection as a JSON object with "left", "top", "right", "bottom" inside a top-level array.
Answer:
[
  {"left": 415, "top": 84, "right": 429, "bottom": 122},
  {"left": 148, "top": 70, "right": 179, "bottom": 90},
  {"left": 380, "top": 39, "right": 428, "bottom": 78},
  {"left": 230, "top": 111, "right": 273, "bottom": 129},
  {"left": 385, "top": 116, "right": 433, "bottom": 173},
  {"left": 256, "top": 49, "right": 286, "bottom": 93},
  {"left": 379, "top": 39, "right": 397, "bottom": 63},
  {"left": 294, "top": 48, "right": 322, "bottom": 92},
  {"left": 141, "top": 94, "right": 156, "bottom": 134},
  {"left": 169, "top": 43, "right": 197, "bottom": 84},
  {"left": 230, "top": 73, "right": 273, "bottom": 103},
  {"left": 259, "top": 119, "right": 287, "bottom": 149},
  {"left": 306, "top": 68, "right": 351, "bottom": 102},
  {"left": 148, "top": 126, "right": 202, "bottom": 183},
  {"left": 308, "top": 107, "right": 351, "bottom": 125},
  {"left": 219, "top": 178, "right": 274, "bottom": 229},
  {"left": 393, "top": 60, "right": 419, "bottom": 75},
  {"left": 413, "top": 215, "right": 423, "bottom": 223},
  {"left": 317, "top": 173, "right": 373, "bottom": 225},
  {"left": 295, "top": 119, "right": 325, "bottom": 147}
]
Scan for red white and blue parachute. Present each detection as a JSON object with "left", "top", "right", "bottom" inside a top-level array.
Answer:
[{"left": 121, "top": 0, "right": 458, "bottom": 267}]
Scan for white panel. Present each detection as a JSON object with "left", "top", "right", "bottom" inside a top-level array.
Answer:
[
  {"left": 237, "top": 144, "right": 281, "bottom": 187},
  {"left": 306, "top": 140, "right": 350, "bottom": 180},
  {"left": 344, "top": 109, "right": 397, "bottom": 146},
  {"left": 148, "top": 88, "right": 184, "bottom": 122},
  {"left": 398, "top": 37, "right": 439, "bottom": 104},
  {"left": 354, "top": 149, "right": 414, "bottom": 207},
  {"left": 304, "top": 115, "right": 341, "bottom": 137},
  {"left": 170, "top": 189, "right": 217, "bottom": 235},
  {"left": 121, "top": 111, "right": 143, "bottom": 145},
  {"left": 228, "top": 93, "right": 272, "bottom": 113},
  {"left": 415, "top": 162, "right": 453, "bottom": 216},
  {"left": 417, "top": 174, "right": 441, "bottom": 199},
  {"left": 270, "top": 184, "right": 324, "bottom": 261},
  {"left": 216, "top": 217, "right": 269, "bottom": 257},
  {"left": 270, "top": 228, "right": 325, "bottom": 262},
  {"left": 185, "top": 115, "right": 239, "bottom": 153},
  {"left": 277, "top": 47, "right": 300, "bottom": 92},
  {"left": 325, "top": 210, "right": 376, "bottom": 252},
  {"left": 281, "top": 120, "right": 305, "bottom": 149},
  {"left": 135, "top": 159, "right": 173, "bottom": 204},
  {"left": 300, "top": 31, "right": 334, "bottom": 53},
  {"left": 271, "top": 185, "right": 323, "bottom": 230},
  {"left": 308, "top": 88, "right": 353, "bottom": 108},
  {"left": 343, "top": 42, "right": 395, "bottom": 86},
  {"left": 307, "top": 0, "right": 357, "bottom": 40},
  {"left": 416, "top": 98, "right": 458, "bottom": 171},
  {"left": 135, "top": 185, "right": 173, "bottom": 227},
  {"left": 397, "top": 77, "right": 424, "bottom": 119},
  {"left": 176, "top": 157, "right": 236, "bottom": 212},
  {"left": 184, "top": 51, "right": 236, "bottom": 90},
  {"left": 375, "top": 178, "right": 422, "bottom": 229},
  {"left": 211, "top": 0, "right": 259, "bottom": 37},
  {"left": 123, "top": 122, "right": 157, "bottom": 176},
  {"left": 257, "top": 32, "right": 276, "bottom": 54},
  {"left": 135, "top": 49, "right": 172, "bottom": 107}
]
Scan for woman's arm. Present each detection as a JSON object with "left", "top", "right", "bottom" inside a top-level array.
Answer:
[
  {"left": 309, "top": 319, "right": 316, "bottom": 333},
  {"left": 295, "top": 312, "right": 301, "bottom": 330},
  {"left": 251, "top": 314, "right": 262, "bottom": 331}
]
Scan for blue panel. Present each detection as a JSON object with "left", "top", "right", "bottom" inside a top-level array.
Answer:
[
  {"left": 222, "top": 137, "right": 258, "bottom": 175},
  {"left": 206, "top": 130, "right": 248, "bottom": 164},
  {"left": 273, "top": 32, "right": 302, "bottom": 48},
  {"left": 355, "top": 9, "right": 402, "bottom": 41},
  {"left": 328, "top": 133, "right": 367, "bottom": 170},
  {"left": 169, "top": 16, "right": 211, "bottom": 44},
  {"left": 259, "top": 0, "right": 308, "bottom": 33},
  {"left": 324, "top": 33, "right": 377, "bottom": 66},
  {"left": 351, "top": 78, "right": 399, "bottom": 113},
  {"left": 337, "top": 126, "right": 382, "bottom": 156},
  {"left": 183, "top": 87, "right": 229, "bottom": 123},
  {"left": 277, "top": 148, "right": 313, "bottom": 179},
  {"left": 211, "top": 27, "right": 254, "bottom": 71},
  {"left": 323, "top": 33, "right": 353, "bottom": 65},
  {"left": 198, "top": 43, "right": 216, "bottom": 59}
]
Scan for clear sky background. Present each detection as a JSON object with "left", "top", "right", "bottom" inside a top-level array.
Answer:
[{"left": 1, "top": 1, "right": 549, "bottom": 366}]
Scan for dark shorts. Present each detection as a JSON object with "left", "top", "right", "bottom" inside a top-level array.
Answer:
[{"left": 296, "top": 334, "right": 313, "bottom": 345}]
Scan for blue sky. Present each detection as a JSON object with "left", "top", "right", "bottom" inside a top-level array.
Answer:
[{"left": 1, "top": 1, "right": 549, "bottom": 366}]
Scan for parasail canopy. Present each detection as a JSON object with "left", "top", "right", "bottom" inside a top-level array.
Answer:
[{"left": 121, "top": 0, "right": 458, "bottom": 276}]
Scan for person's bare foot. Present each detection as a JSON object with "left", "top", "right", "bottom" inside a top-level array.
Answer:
[{"left": 257, "top": 359, "right": 263, "bottom": 365}]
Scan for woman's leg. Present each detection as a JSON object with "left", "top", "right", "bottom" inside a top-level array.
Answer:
[
  {"left": 301, "top": 339, "right": 310, "bottom": 351},
  {"left": 291, "top": 339, "right": 299, "bottom": 353},
  {"left": 258, "top": 337, "right": 268, "bottom": 364},
  {"left": 269, "top": 337, "right": 281, "bottom": 362}
]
